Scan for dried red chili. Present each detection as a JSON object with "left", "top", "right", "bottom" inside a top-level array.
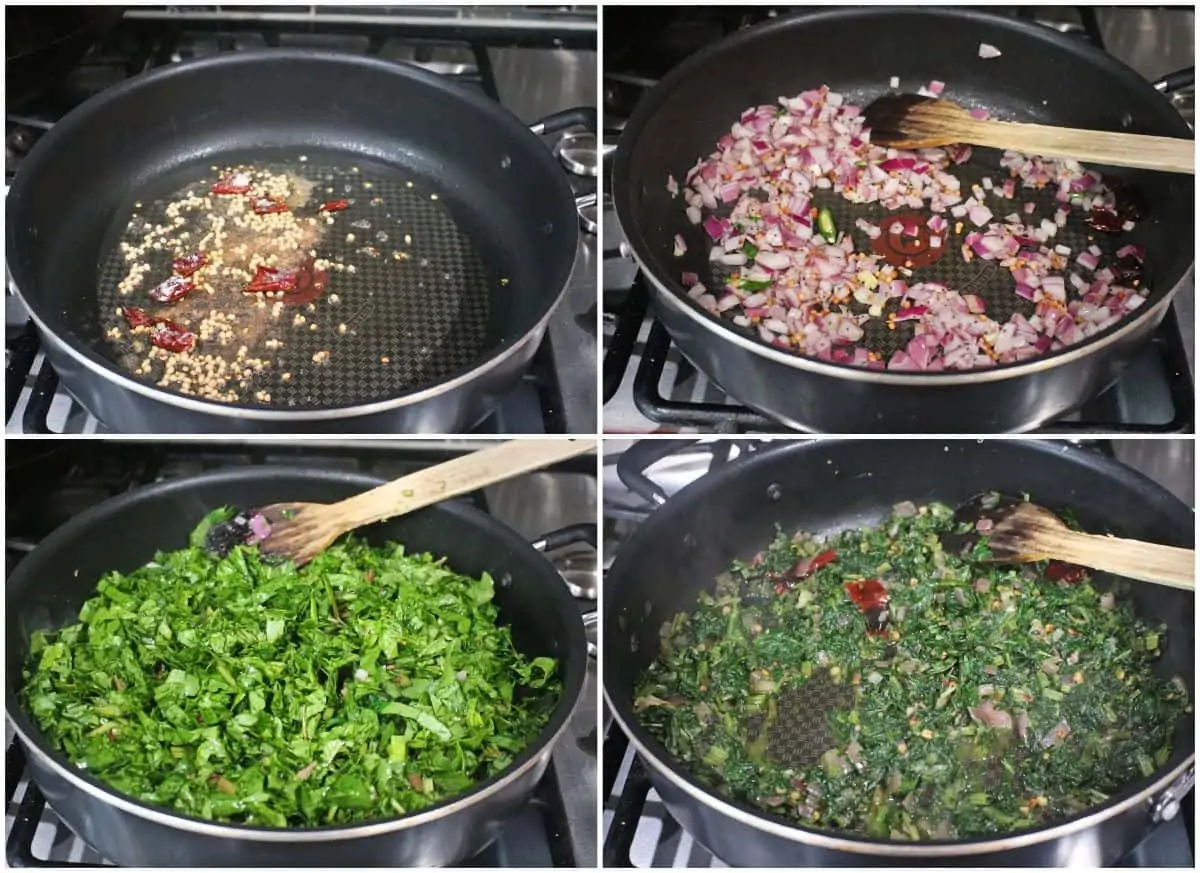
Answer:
[
  {"left": 171, "top": 252, "right": 207, "bottom": 277},
  {"left": 1045, "top": 560, "right": 1088, "bottom": 584},
  {"left": 1112, "top": 255, "right": 1144, "bottom": 285},
  {"left": 845, "top": 578, "right": 892, "bottom": 637},
  {"left": 150, "top": 321, "right": 196, "bottom": 353},
  {"left": 251, "top": 197, "right": 289, "bottom": 215},
  {"left": 1084, "top": 208, "right": 1124, "bottom": 234},
  {"left": 281, "top": 257, "right": 329, "bottom": 307},
  {"left": 319, "top": 199, "right": 349, "bottom": 213},
  {"left": 845, "top": 578, "right": 889, "bottom": 612},
  {"left": 774, "top": 548, "right": 839, "bottom": 594},
  {"left": 147, "top": 275, "right": 195, "bottom": 304},
  {"left": 122, "top": 307, "right": 156, "bottom": 329},
  {"left": 793, "top": 548, "right": 837, "bottom": 580},
  {"left": 211, "top": 173, "right": 251, "bottom": 195},
  {"left": 768, "top": 549, "right": 835, "bottom": 597},
  {"left": 244, "top": 265, "right": 298, "bottom": 294}
]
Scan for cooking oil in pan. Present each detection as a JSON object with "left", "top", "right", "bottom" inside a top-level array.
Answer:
[{"left": 96, "top": 152, "right": 502, "bottom": 409}]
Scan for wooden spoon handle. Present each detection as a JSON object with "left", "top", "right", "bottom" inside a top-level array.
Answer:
[
  {"left": 331, "top": 439, "right": 596, "bottom": 531},
  {"left": 963, "top": 120, "right": 1194, "bottom": 174},
  {"left": 1034, "top": 529, "right": 1195, "bottom": 590}
]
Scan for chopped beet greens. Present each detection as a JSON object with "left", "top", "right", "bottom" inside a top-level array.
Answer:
[
  {"left": 21, "top": 516, "right": 558, "bottom": 828},
  {"left": 635, "top": 502, "right": 1188, "bottom": 840}
]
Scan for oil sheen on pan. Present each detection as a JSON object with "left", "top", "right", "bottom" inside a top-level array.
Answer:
[{"left": 97, "top": 154, "right": 500, "bottom": 408}]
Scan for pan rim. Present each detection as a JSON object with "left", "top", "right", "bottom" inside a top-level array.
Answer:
[
  {"left": 6, "top": 48, "right": 580, "bottom": 420},
  {"left": 605, "top": 700, "right": 1194, "bottom": 858},
  {"left": 5, "top": 465, "right": 589, "bottom": 843},
  {"left": 638, "top": 249, "right": 1186, "bottom": 388},
  {"left": 612, "top": 6, "right": 1195, "bottom": 388},
  {"left": 602, "top": 437, "right": 1196, "bottom": 856},
  {"left": 15, "top": 289, "right": 563, "bottom": 421}
]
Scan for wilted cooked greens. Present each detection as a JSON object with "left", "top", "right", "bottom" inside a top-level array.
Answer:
[
  {"left": 635, "top": 501, "right": 1189, "bottom": 840},
  {"left": 21, "top": 511, "right": 558, "bottom": 827}
]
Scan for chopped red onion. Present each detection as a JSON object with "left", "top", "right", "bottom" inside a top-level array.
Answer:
[
  {"left": 1116, "top": 244, "right": 1145, "bottom": 262},
  {"left": 246, "top": 513, "right": 272, "bottom": 545},
  {"left": 756, "top": 250, "right": 791, "bottom": 271},
  {"left": 717, "top": 293, "right": 741, "bottom": 312},
  {"left": 673, "top": 84, "right": 1149, "bottom": 371},
  {"left": 967, "top": 204, "right": 993, "bottom": 227}
]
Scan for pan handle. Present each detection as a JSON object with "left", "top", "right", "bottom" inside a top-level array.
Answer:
[
  {"left": 1150, "top": 765, "right": 1195, "bottom": 823},
  {"left": 574, "top": 191, "right": 599, "bottom": 234},
  {"left": 531, "top": 523, "right": 597, "bottom": 553},
  {"left": 1153, "top": 67, "right": 1194, "bottom": 96},
  {"left": 616, "top": 438, "right": 777, "bottom": 507},
  {"left": 617, "top": 438, "right": 699, "bottom": 505},
  {"left": 529, "top": 107, "right": 597, "bottom": 136}
]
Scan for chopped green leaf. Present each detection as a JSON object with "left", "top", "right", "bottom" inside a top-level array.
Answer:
[
  {"left": 189, "top": 506, "right": 235, "bottom": 548},
  {"left": 21, "top": 532, "right": 558, "bottom": 828},
  {"left": 636, "top": 502, "right": 1187, "bottom": 840}
]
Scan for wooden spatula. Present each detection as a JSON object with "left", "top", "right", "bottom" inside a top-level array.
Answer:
[
  {"left": 241, "top": 439, "right": 596, "bottom": 567},
  {"left": 940, "top": 493, "right": 1194, "bottom": 591},
  {"left": 863, "top": 94, "right": 1194, "bottom": 175}
]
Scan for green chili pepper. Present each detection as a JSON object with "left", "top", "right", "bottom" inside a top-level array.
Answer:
[
  {"left": 739, "top": 278, "right": 774, "bottom": 293},
  {"left": 817, "top": 207, "right": 837, "bottom": 242}
]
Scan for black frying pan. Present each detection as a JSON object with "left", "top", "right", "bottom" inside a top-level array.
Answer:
[
  {"left": 6, "top": 466, "right": 589, "bottom": 865},
  {"left": 7, "top": 49, "right": 593, "bottom": 433},
  {"left": 612, "top": 8, "right": 1195, "bottom": 433},
  {"left": 604, "top": 439, "right": 1194, "bottom": 865}
]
